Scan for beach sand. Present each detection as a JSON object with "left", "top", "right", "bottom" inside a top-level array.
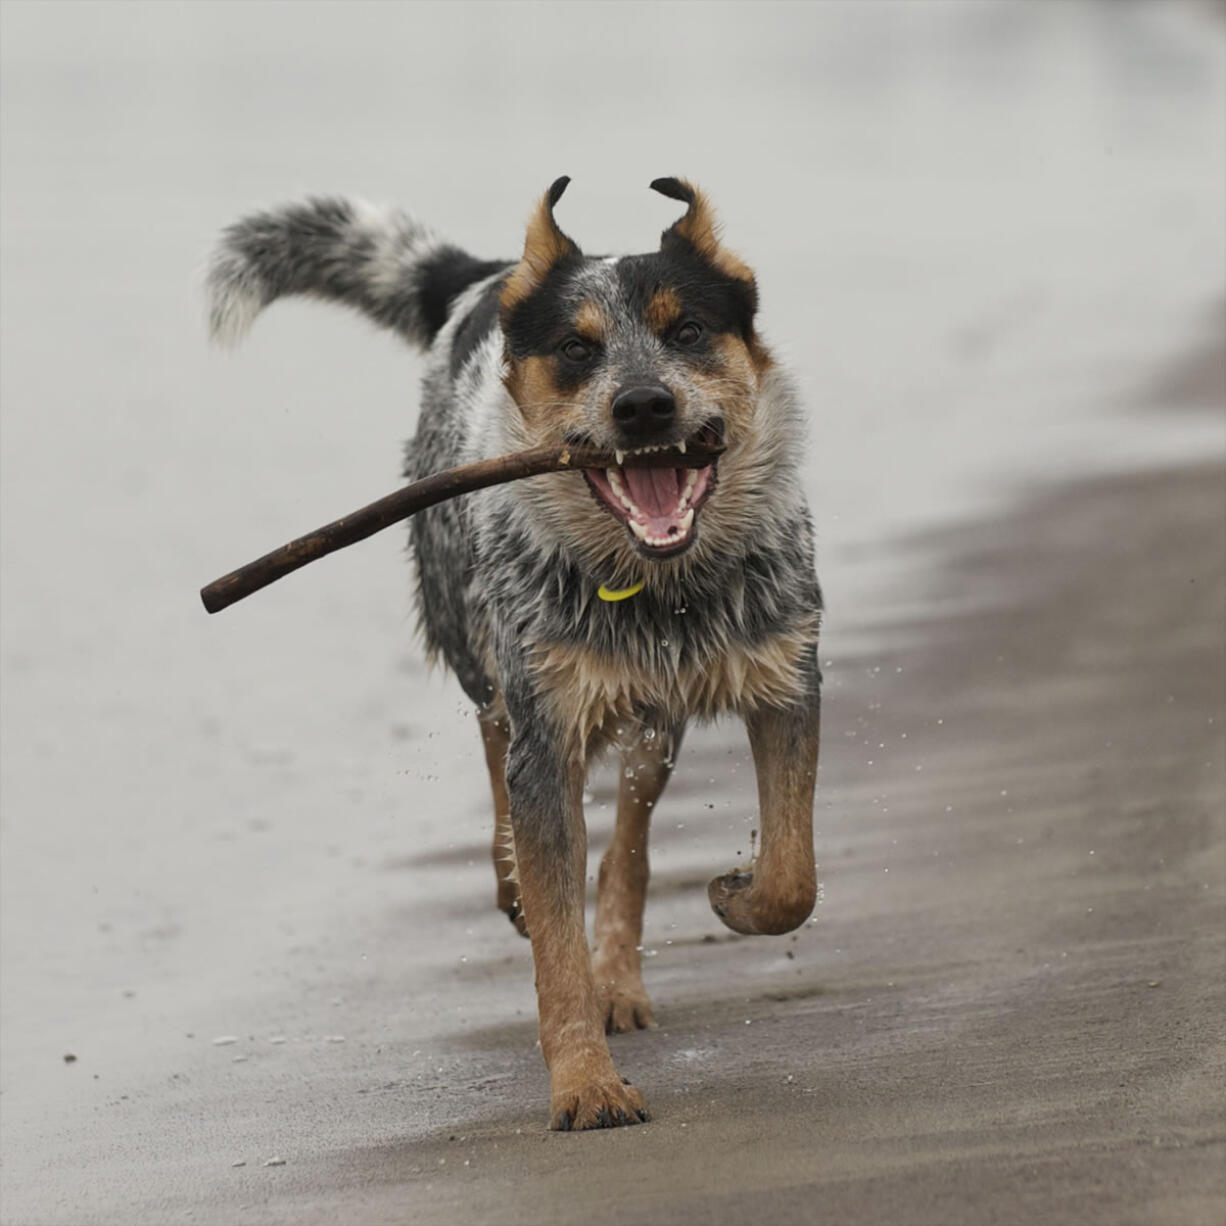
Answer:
[{"left": 2, "top": 4, "right": 1223, "bottom": 1222}]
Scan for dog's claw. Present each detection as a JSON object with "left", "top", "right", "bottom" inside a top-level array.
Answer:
[
  {"left": 602, "top": 992, "right": 657, "bottom": 1033},
  {"left": 549, "top": 1077, "right": 648, "bottom": 1131},
  {"left": 596, "top": 975, "right": 657, "bottom": 1033}
]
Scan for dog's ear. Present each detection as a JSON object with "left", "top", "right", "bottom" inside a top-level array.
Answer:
[
  {"left": 651, "top": 177, "right": 755, "bottom": 285},
  {"left": 501, "top": 176, "right": 581, "bottom": 311}
]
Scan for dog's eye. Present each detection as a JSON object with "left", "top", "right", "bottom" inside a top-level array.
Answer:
[
  {"left": 674, "top": 321, "right": 703, "bottom": 347},
  {"left": 560, "top": 337, "right": 594, "bottom": 363}
]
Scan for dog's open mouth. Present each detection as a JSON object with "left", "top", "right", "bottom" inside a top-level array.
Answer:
[{"left": 581, "top": 422, "right": 722, "bottom": 558}]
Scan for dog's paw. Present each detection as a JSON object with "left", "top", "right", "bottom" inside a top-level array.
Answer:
[
  {"left": 599, "top": 984, "right": 657, "bottom": 1034},
  {"left": 708, "top": 868, "right": 813, "bottom": 935},
  {"left": 707, "top": 869, "right": 757, "bottom": 933},
  {"left": 550, "top": 1077, "right": 649, "bottom": 1131}
]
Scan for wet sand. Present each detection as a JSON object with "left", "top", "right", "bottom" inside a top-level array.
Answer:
[
  {"left": 2, "top": 3, "right": 1224, "bottom": 1223},
  {"left": 274, "top": 461, "right": 1213, "bottom": 1225},
  {"left": 4, "top": 438, "right": 1223, "bottom": 1226}
]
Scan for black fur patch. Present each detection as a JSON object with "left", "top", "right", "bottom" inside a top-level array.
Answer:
[
  {"left": 648, "top": 177, "right": 693, "bottom": 205},
  {"left": 619, "top": 249, "right": 758, "bottom": 342},
  {"left": 503, "top": 245, "right": 756, "bottom": 372},
  {"left": 450, "top": 273, "right": 510, "bottom": 379},
  {"left": 501, "top": 258, "right": 586, "bottom": 352},
  {"left": 416, "top": 247, "right": 507, "bottom": 342}
]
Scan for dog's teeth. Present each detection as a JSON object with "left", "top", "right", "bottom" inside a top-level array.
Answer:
[
  {"left": 615, "top": 450, "right": 625, "bottom": 466},
  {"left": 678, "top": 440, "right": 686, "bottom": 455},
  {"left": 679, "top": 507, "right": 694, "bottom": 532},
  {"left": 609, "top": 470, "right": 640, "bottom": 516},
  {"left": 628, "top": 519, "right": 649, "bottom": 542}
]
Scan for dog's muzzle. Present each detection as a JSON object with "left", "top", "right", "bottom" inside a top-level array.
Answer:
[{"left": 581, "top": 420, "right": 722, "bottom": 558}]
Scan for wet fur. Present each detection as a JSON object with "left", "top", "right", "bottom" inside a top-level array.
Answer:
[{"left": 207, "top": 178, "right": 823, "bottom": 1131}]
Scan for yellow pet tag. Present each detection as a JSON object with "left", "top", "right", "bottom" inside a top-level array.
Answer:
[{"left": 596, "top": 579, "right": 645, "bottom": 602}]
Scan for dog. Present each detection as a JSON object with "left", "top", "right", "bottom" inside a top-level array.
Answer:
[{"left": 207, "top": 177, "right": 823, "bottom": 1131}]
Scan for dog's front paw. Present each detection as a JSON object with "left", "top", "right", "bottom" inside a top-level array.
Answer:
[
  {"left": 708, "top": 868, "right": 813, "bottom": 935},
  {"left": 550, "top": 1076, "right": 649, "bottom": 1131},
  {"left": 599, "top": 983, "right": 657, "bottom": 1034}
]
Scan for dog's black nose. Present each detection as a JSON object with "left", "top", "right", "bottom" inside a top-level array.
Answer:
[{"left": 611, "top": 384, "right": 675, "bottom": 439}]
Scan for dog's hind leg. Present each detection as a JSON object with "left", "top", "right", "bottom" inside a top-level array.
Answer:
[
  {"left": 591, "top": 722, "right": 684, "bottom": 1033},
  {"left": 709, "top": 659, "right": 821, "bottom": 935},
  {"left": 478, "top": 712, "right": 528, "bottom": 936}
]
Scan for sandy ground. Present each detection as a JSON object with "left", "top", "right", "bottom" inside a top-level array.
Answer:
[
  {"left": 6, "top": 354, "right": 1223, "bottom": 1226},
  {"left": 2, "top": 3, "right": 1224, "bottom": 1224}
]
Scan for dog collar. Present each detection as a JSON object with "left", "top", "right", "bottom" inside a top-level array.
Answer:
[{"left": 597, "top": 579, "right": 645, "bottom": 602}]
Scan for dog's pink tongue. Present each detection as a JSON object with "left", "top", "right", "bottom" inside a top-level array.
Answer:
[{"left": 623, "top": 466, "right": 683, "bottom": 518}]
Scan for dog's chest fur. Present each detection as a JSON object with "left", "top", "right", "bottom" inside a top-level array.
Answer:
[{"left": 531, "top": 619, "right": 819, "bottom": 742}]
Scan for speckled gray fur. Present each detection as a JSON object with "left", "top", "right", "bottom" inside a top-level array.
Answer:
[{"left": 206, "top": 191, "right": 822, "bottom": 835}]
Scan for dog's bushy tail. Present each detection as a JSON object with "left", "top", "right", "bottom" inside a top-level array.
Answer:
[{"left": 206, "top": 197, "right": 506, "bottom": 351}]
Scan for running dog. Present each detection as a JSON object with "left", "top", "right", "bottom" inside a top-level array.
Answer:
[{"left": 207, "top": 177, "right": 823, "bottom": 1130}]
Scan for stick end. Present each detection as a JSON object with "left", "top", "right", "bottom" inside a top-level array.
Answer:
[{"left": 200, "top": 586, "right": 226, "bottom": 615}]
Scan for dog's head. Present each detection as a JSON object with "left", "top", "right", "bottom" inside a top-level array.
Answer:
[{"left": 498, "top": 177, "right": 786, "bottom": 572}]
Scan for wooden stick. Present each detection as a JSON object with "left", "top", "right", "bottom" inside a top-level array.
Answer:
[{"left": 200, "top": 442, "right": 723, "bottom": 614}]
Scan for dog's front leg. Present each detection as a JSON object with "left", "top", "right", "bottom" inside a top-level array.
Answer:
[
  {"left": 505, "top": 715, "right": 649, "bottom": 1130},
  {"left": 709, "top": 674, "right": 821, "bottom": 936}
]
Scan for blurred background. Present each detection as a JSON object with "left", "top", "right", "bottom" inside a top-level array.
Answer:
[{"left": 2, "top": 3, "right": 1223, "bottom": 1223}]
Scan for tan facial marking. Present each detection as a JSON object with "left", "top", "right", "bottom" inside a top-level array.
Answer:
[
  {"left": 684, "top": 331, "right": 762, "bottom": 434},
  {"left": 667, "top": 181, "right": 755, "bottom": 285},
  {"left": 503, "top": 353, "right": 584, "bottom": 436},
  {"left": 746, "top": 333, "right": 775, "bottom": 375},
  {"left": 574, "top": 299, "right": 609, "bottom": 339},
  {"left": 501, "top": 188, "right": 580, "bottom": 312},
  {"left": 644, "top": 287, "right": 683, "bottom": 333}
]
